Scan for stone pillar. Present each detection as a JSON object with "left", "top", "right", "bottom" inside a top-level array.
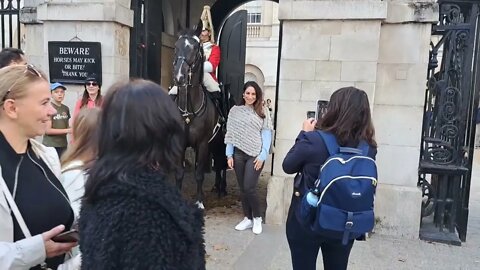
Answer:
[
  {"left": 266, "top": 0, "right": 438, "bottom": 240},
  {"left": 20, "top": 0, "right": 133, "bottom": 108},
  {"left": 267, "top": 0, "right": 387, "bottom": 225},
  {"left": 373, "top": 1, "right": 437, "bottom": 238}
]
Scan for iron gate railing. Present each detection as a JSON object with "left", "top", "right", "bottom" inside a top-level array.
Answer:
[
  {"left": 0, "top": 0, "right": 21, "bottom": 48},
  {"left": 419, "top": 0, "right": 480, "bottom": 245}
]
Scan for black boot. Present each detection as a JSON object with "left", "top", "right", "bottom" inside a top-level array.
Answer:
[{"left": 211, "top": 91, "right": 226, "bottom": 124}]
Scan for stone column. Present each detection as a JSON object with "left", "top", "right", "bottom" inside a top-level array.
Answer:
[
  {"left": 373, "top": 1, "right": 437, "bottom": 238},
  {"left": 267, "top": 0, "right": 387, "bottom": 225},
  {"left": 267, "top": 0, "right": 438, "bottom": 240},
  {"left": 20, "top": 0, "right": 133, "bottom": 108}
]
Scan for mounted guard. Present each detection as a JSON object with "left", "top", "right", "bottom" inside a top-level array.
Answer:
[
  {"left": 170, "top": 5, "right": 226, "bottom": 122},
  {"left": 170, "top": 5, "right": 231, "bottom": 208}
]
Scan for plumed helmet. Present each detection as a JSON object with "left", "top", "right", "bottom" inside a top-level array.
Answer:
[{"left": 200, "top": 5, "right": 215, "bottom": 43}]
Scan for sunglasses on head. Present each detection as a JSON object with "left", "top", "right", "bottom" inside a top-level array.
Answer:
[{"left": 2, "top": 64, "right": 42, "bottom": 102}]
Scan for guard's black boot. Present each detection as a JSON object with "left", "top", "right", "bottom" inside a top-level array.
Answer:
[{"left": 211, "top": 91, "right": 226, "bottom": 124}]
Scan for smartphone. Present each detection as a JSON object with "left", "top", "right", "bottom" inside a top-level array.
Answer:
[
  {"left": 316, "top": 100, "right": 329, "bottom": 120},
  {"left": 306, "top": 111, "right": 316, "bottom": 119},
  {"left": 52, "top": 229, "right": 79, "bottom": 243}
]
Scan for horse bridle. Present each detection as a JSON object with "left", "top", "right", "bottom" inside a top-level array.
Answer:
[
  {"left": 174, "top": 35, "right": 207, "bottom": 124},
  {"left": 174, "top": 35, "right": 203, "bottom": 88}
]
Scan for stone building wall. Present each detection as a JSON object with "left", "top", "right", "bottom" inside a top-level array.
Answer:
[
  {"left": 21, "top": 0, "right": 133, "bottom": 110},
  {"left": 267, "top": 0, "right": 438, "bottom": 239}
]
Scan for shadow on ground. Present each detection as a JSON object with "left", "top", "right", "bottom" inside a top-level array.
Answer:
[{"left": 167, "top": 152, "right": 270, "bottom": 218}]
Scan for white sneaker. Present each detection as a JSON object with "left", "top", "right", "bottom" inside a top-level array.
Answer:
[
  {"left": 252, "top": 217, "right": 263, "bottom": 235},
  {"left": 235, "top": 217, "right": 253, "bottom": 231}
]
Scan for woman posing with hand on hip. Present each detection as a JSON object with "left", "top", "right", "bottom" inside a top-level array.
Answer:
[
  {"left": 0, "top": 65, "right": 80, "bottom": 270},
  {"left": 225, "top": 81, "right": 273, "bottom": 235}
]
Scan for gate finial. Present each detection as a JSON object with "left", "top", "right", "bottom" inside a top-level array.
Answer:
[{"left": 201, "top": 5, "right": 215, "bottom": 43}]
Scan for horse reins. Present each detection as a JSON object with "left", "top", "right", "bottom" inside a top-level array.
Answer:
[
  {"left": 174, "top": 35, "right": 207, "bottom": 125},
  {"left": 178, "top": 89, "right": 207, "bottom": 124}
]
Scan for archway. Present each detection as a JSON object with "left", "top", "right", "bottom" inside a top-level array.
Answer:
[
  {"left": 211, "top": 0, "right": 279, "bottom": 39},
  {"left": 245, "top": 64, "right": 266, "bottom": 88},
  {"left": 213, "top": 0, "right": 281, "bottom": 223}
]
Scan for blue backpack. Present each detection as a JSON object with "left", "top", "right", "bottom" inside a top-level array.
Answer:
[{"left": 296, "top": 131, "right": 378, "bottom": 245}]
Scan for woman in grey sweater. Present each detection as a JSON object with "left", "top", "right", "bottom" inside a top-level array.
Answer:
[{"left": 225, "top": 81, "right": 273, "bottom": 235}]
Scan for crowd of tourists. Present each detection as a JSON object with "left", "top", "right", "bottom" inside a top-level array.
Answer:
[{"left": 0, "top": 44, "right": 376, "bottom": 270}]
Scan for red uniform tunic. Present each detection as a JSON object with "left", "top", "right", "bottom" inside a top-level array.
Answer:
[{"left": 204, "top": 42, "right": 220, "bottom": 82}]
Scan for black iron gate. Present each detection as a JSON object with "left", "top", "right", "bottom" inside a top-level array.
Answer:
[
  {"left": 0, "top": 0, "right": 21, "bottom": 48},
  {"left": 419, "top": 0, "right": 480, "bottom": 245},
  {"left": 218, "top": 9, "right": 247, "bottom": 105},
  {"left": 129, "top": 0, "right": 162, "bottom": 83}
]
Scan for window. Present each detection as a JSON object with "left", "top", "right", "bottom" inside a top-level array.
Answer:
[{"left": 247, "top": 13, "right": 261, "bottom": 24}]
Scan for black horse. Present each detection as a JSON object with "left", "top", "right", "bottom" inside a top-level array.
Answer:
[{"left": 173, "top": 28, "right": 227, "bottom": 208}]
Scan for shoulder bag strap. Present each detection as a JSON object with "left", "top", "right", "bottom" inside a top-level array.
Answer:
[
  {"left": 1, "top": 171, "right": 52, "bottom": 269},
  {"left": 0, "top": 175, "right": 32, "bottom": 238}
]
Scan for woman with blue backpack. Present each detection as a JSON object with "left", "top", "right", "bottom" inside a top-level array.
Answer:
[{"left": 282, "top": 86, "right": 377, "bottom": 270}]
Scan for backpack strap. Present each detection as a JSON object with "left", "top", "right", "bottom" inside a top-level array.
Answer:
[
  {"left": 316, "top": 131, "right": 339, "bottom": 156},
  {"left": 357, "top": 140, "right": 370, "bottom": 156},
  {"left": 342, "top": 211, "right": 354, "bottom": 245},
  {"left": 318, "top": 130, "right": 371, "bottom": 156},
  {"left": 339, "top": 147, "right": 363, "bottom": 155}
]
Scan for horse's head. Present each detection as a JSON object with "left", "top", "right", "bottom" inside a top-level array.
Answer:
[{"left": 173, "top": 28, "right": 203, "bottom": 87}]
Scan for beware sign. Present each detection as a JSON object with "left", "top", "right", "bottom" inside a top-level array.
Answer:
[{"left": 48, "top": 41, "right": 102, "bottom": 84}]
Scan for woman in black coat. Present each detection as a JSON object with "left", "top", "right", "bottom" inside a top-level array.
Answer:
[
  {"left": 79, "top": 80, "right": 205, "bottom": 270},
  {"left": 282, "top": 87, "right": 377, "bottom": 270}
]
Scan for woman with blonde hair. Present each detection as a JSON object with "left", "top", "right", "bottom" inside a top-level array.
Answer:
[
  {"left": 61, "top": 108, "right": 100, "bottom": 219},
  {"left": 0, "top": 64, "right": 80, "bottom": 269}
]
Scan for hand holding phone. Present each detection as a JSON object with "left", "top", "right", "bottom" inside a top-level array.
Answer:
[
  {"left": 302, "top": 118, "right": 317, "bottom": 132},
  {"left": 306, "top": 111, "right": 316, "bottom": 119},
  {"left": 42, "top": 225, "right": 77, "bottom": 258},
  {"left": 52, "top": 229, "right": 79, "bottom": 243}
]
